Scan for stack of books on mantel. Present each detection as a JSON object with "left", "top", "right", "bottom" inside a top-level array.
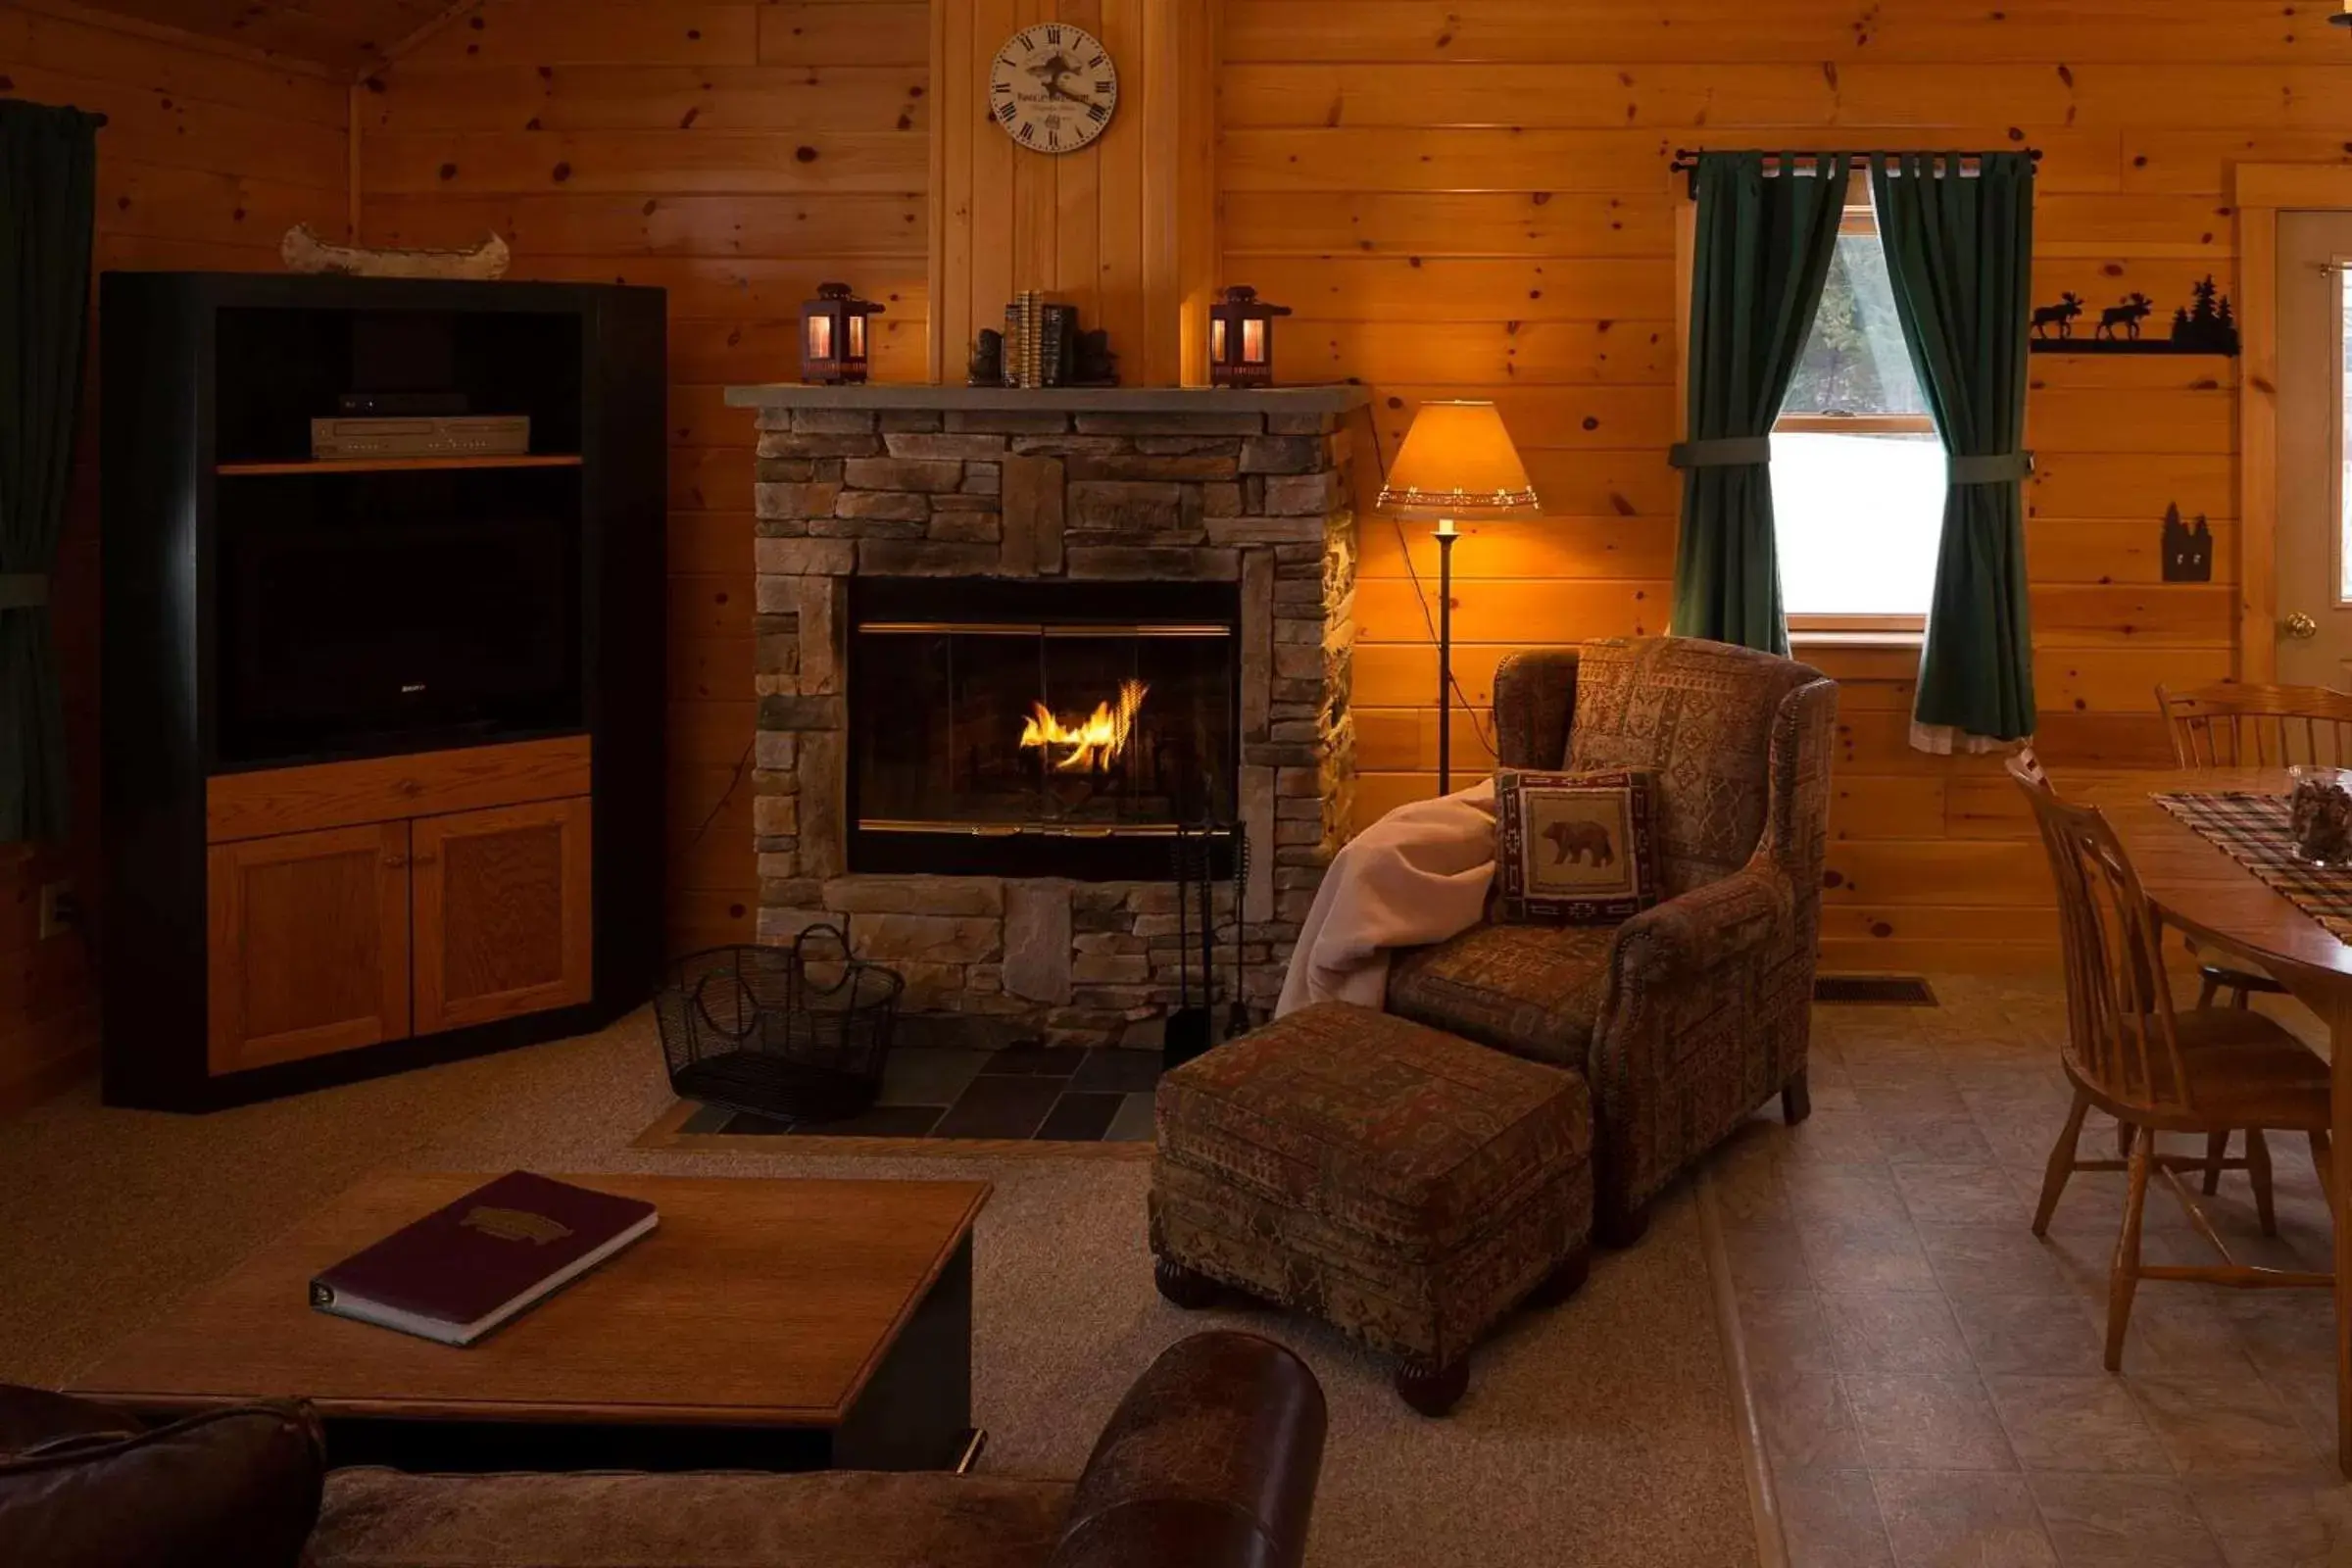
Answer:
[{"left": 1002, "top": 290, "right": 1077, "bottom": 389}]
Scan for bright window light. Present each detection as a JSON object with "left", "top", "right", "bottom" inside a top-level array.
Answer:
[{"left": 1772, "top": 201, "right": 1943, "bottom": 628}]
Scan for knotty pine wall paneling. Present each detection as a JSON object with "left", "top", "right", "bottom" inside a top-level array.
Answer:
[
  {"left": 363, "top": 0, "right": 930, "bottom": 956},
  {"left": 1221, "top": 0, "right": 2313, "bottom": 971},
  {"left": 0, "top": 3, "right": 353, "bottom": 1110},
  {"left": 927, "top": 0, "right": 1217, "bottom": 385}
]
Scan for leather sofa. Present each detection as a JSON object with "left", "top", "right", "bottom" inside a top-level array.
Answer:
[{"left": 1, "top": 1330, "right": 1327, "bottom": 1568}]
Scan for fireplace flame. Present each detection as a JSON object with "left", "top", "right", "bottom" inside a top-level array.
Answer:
[{"left": 1019, "top": 680, "right": 1149, "bottom": 772}]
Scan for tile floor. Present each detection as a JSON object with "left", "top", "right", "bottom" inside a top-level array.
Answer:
[
  {"left": 1725, "top": 973, "right": 2352, "bottom": 1567},
  {"left": 676, "top": 1043, "right": 1162, "bottom": 1142}
]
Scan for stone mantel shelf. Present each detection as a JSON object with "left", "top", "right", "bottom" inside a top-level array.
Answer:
[{"left": 725, "top": 383, "right": 1373, "bottom": 415}]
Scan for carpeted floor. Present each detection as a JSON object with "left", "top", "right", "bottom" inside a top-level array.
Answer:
[{"left": 0, "top": 1010, "right": 1762, "bottom": 1568}]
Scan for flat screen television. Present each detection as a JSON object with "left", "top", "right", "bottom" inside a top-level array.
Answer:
[{"left": 213, "top": 469, "right": 582, "bottom": 767}]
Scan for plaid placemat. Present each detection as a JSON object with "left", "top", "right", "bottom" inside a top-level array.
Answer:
[{"left": 2150, "top": 790, "right": 2352, "bottom": 942}]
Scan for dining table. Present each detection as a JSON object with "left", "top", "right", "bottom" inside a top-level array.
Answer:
[{"left": 2079, "top": 766, "right": 2352, "bottom": 1478}]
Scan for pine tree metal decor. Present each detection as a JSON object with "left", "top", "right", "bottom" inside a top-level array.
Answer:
[{"left": 2029, "top": 274, "right": 2237, "bottom": 357}]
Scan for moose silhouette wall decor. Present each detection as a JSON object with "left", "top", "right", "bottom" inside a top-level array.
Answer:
[
  {"left": 2162, "top": 504, "right": 2215, "bottom": 584},
  {"left": 2031, "top": 275, "right": 2237, "bottom": 357}
]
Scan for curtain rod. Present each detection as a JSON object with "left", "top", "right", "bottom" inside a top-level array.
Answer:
[{"left": 1670, "top": 148, "right": 2039, "bottom": 174}]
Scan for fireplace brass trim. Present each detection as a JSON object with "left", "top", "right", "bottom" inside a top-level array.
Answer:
[
  {"left": 858, "top": 819, "right": 1191, "bottom": 838},
  {"left": 857, "top": 621, "right": 1232, "bottom": 639}
]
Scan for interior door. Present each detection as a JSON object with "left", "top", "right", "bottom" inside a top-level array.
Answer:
[
  {"left": 206, "top": 822, "right": 411, "bottom": 1075},
  {"left": 412, "top": 797, "right": 594, "bottom": 1034},
  {"left": 2276, "top": 213, "right": 2352, "bottom": 685}
]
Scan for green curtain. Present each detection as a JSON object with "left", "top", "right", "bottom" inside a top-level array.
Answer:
[
  {"left": 1869, "top": 151, "right": 2037, "bottom": 753},
  {"left": 0, "top": 101, "right": 99, "bottom": 844},
  {"left": 1670, "top": 150, "right": 1852, "bottom": 657}
]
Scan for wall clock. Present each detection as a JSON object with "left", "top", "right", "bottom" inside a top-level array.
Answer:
[{"left": 989, "top": 23, "right": 1118, "bottom": 155}]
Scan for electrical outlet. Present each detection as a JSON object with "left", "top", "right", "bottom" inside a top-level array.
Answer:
[{"left": 36, "top": 879, "right": 75, "bottom": 942}]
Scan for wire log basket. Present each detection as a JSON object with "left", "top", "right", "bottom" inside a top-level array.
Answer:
[{"left": 655, "top": 923, "right": 904, "bottom": 1124}]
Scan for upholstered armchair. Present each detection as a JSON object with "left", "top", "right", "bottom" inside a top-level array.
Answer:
[{"left": 1387, "top": 637, "right": 1837, "bottom": 1245}]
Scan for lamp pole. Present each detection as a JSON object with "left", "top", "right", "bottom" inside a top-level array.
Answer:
[{"left": 1436, "top": 517, "right": 1456, "bottom": 797}]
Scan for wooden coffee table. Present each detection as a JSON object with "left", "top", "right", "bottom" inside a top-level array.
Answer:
[{"left": 70, "top": 1172, "right": 989, "bottom": 1473}]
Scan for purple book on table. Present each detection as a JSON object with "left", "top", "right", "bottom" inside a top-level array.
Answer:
[{"left": 309, "top": 1172, "right": 659, "bottom": 1347}]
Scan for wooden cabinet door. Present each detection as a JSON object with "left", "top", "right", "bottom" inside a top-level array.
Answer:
[
  {"left": 413, "top": 798, "right": 593, "bottom": 1034},
  {"left": 207, "top": 823, "right": 411, "bottom": 1076}
]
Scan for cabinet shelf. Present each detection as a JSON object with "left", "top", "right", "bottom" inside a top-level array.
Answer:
[{"left": 215, "top": 455, "right": 584, "bottom": 476}]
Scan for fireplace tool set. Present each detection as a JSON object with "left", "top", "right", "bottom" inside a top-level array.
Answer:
[{"left": 1166, "top": 822, "right": 1252, "bottom": 1071}]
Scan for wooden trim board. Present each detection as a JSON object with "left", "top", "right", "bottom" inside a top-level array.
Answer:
[
  {"left": 2231, "top": 164, "right": 2352, "bottom": 686},
  {"left": 207, "top": 736, "right": 593, "bottom": 844}
]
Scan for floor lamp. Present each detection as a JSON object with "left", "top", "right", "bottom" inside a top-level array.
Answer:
[{"left": 1375, "top": 401, "right": 1543, "bottom": 796}]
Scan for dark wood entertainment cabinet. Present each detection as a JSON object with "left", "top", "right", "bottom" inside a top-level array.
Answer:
[{"left": 99, "top": 274, "right": 666, "bottom": 1110}]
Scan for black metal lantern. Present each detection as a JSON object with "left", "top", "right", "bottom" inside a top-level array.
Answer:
[
  {"left": 1208, "top": 285, "right": 1290, "bottom": 388},
  {"left": 801, "top": 282, "right": 884, "bottom": 385}
]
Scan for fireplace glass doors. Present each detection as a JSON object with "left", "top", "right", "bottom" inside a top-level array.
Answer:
[{"left": 849, "top": 578, "right": 1240, "bottom": 879}]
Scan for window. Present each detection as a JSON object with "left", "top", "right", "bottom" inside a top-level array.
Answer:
[{"left": 1771, "top": 200, "right": 1943, "bottom": 634}]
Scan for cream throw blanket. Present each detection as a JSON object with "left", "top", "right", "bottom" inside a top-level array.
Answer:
[{"left": 1276, "top": 778, "right": 1499, "bottom": 1015}]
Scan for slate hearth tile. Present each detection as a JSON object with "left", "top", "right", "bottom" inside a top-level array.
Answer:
[
  {"left": 1822, "top": 1292, "right": 1977, "bottom": 1377},
  {"left": 934, "top": 1076, "right": 1063, "bottom": 1139},
  {"left": 1800, "top": 1216, "right": 1940, "bottom": 1295},
  {"left": 1872, "top": 1471, "right": 2056, "bottom": 1568},
  {"left": 1874, "top": 1112, "right": 2001, "bottom": 1166},
  {"left": 1104, "top": 1093, "right": 1156, "bottom": 1143},
  {"left": 789, "top": 1104, "right": 947, "bottom": 1139},
  {"left": 1739, "top": 1289, "right": 1838, "bottom": 1375},
  {"left": 1753, "top": 1370, "right": 1868, "bottom": 1473},
  {"left": 1036, "top": 1092, "right": 1124, "bottom": 1142},
  {"left": 980, "top": 1045, "right": 1091, "bottom": 1078},
  {"left": 1778, "top": 1468, "right": 1894, "bottom": 1567},
  {"left": 679, "top": 1102, "right": 736, "bottom": 1134},
  {"left": 1892, "top": 1161, "right": 2028, "bottom": 1226},
  {"left": 1947, "top": 1294, "right": 2109, "bottom": 1377},
  {"left": 2127, "top": 1374, "right": 2334, "bottom": 1480},
  {"left": 1916, "top": 1223, "right": 2077, "bottom": 1298},
  {"left": 2186, "top": 1477, "right": 2352, "bottom": 1568},
  {"left": 1722, "top": 1220, "right": 1816, "bottom": 1292},
  {"left": 2029, "top": 1474, "right": 2226, "bottom": 1567},
  {"left": 880, "top": 1048, "right": 989, "bottom": 1106},
  {"left": 1069, "top": 1048, "right": 1162, "bottom": 1094},
  {"left": 1843, "top": 1375, "right": 2019, "bottom": 1473},
  {"left": 1983, "top": 1375, "right": 2172, "bottom": 1476},
  {"left": 715, "top": 1110, "right": 797, "bottom": 1136}
]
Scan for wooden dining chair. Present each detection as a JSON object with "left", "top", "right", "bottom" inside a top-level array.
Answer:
[
  {"left": 2159, "top": 681, "right": 2352, "bottom": 1189},
  {"left": 2159, "top": 682, "right": 2352, "bottom": 1008},
  {"left": 2010, "top": 750, "right": 2334, "bottom": 1370}
]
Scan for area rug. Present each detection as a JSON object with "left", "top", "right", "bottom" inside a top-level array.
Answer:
[{"left": 1, "top": 1006, "right": 1764, "bottom": 1568}]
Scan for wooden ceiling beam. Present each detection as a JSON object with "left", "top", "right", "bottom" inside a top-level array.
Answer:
[
  {"left": 4, "top": 0, "right": 347, "bottom": 79},
  {"left": 372, "top": 0, "right": 487, "bottom": 78}
]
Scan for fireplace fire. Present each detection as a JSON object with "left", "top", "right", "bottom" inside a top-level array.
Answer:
[
  {"left": 1019, "top": 679, "right": 1149, "bottom": 773},
  {"left": 847, "top": 577, "right": 1240, "bottom": 880}
]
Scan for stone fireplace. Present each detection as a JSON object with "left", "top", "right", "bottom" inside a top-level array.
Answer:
[{"left": 724, "top": 384, "right": 1368, "bottom": 1049}]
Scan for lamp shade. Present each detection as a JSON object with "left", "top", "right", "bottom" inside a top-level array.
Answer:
[{"left": 1376, "top": 400, "right": 1542, "bottom": 520}]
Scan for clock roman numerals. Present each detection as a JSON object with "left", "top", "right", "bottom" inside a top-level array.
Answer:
[{"left": 988, "top": 23, "right": 1116, "bottom": 155}]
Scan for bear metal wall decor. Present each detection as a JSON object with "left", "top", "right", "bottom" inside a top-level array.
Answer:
[
  {"left": 2031, "top": 275, "right": 2237, "bottom": 356},
  {"left": 2162, "top": 504, "right": 2215, "bottom": 583}
]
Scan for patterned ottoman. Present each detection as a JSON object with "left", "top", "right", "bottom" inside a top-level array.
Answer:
[{"left": 1149, "top": 1001, "right": 1594, "bottom": 1416}]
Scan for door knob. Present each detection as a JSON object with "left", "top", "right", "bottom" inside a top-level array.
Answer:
[{"left": 2285, "top": 612, "right": 2321, "bottom": 641}]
